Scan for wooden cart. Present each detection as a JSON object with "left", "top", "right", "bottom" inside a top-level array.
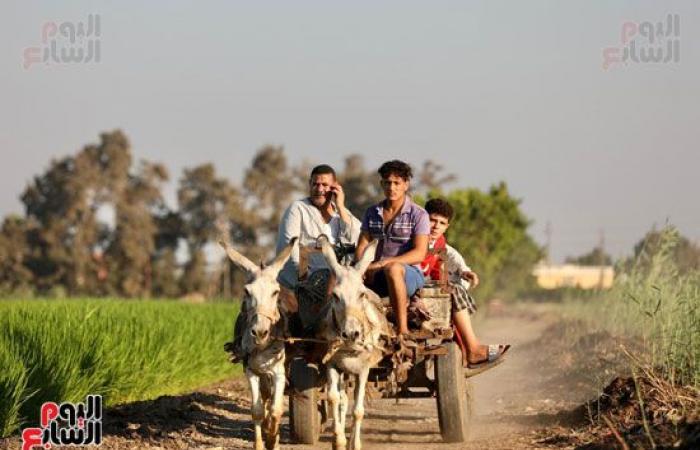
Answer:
[{"left": 287, "top": 244, "right": 474, "bottom": 444}]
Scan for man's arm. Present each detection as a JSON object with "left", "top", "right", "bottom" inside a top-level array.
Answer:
[
  {"left": 335, "top": 192, "right": 362, "bottom": 244},
  {"left": 330, "top": 182, "right": 352, "bottom": 227},
  {"left": 445, "top": 243, "right": 479, "bottom": 288},
  {"left": 445, "top": 244, "right": 471, "bottom": 273},
  {"left": 276, "top": 202, "right": 301, "bottom": 254},
  {"left": 355, "top": 230, "right": 372, "bottom": 261}
]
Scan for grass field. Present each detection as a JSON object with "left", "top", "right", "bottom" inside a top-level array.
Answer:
[
  {"left": 553, "top": 227, "right": 699, "bottom": 389},
  {"left": 0, "top": 299, "right": 240, "bottom": 437}
]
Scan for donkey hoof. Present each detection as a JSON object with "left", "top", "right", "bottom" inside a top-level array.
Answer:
[{"left": 264, "top": 436, "right": 279, "bottom": 450}]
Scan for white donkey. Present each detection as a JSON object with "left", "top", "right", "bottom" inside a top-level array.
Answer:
[
  {"left": 317, "top": 236, "right": 393, "bottom": 450},
  {"left": 219, "top": 236, "right": 297, "bottom": 450}
]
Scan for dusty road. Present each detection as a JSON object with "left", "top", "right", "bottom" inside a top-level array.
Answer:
[{"left": 2, "top": 307, "right": 593, "bottom": 449}]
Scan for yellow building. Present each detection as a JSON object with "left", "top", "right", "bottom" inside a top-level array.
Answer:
[{"left": 532, "top": 263, "right": 614, "bottom": 290}]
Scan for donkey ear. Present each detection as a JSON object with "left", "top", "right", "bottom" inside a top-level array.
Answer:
[
  {"left": 318, "top": 234, "right": 343, "bottom": 275},
  {"left": 267, "top": 237, "right": 298, "bottom": 274},
  {"left": 355, "top": 240, "right": 379, "bottom": 275},
  {"left": 218, "top": 238, "right": 259, "bottom": 277}
]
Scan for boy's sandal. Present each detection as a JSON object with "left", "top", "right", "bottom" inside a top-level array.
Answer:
[{"left": 465, "top": 344, "right": 510, "bottom": 370}]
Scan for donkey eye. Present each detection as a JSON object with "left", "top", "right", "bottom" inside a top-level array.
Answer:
[{"left": 272, "top": 290, "right": 280, "bottom": 297}]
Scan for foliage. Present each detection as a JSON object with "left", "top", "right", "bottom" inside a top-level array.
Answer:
[
  {"left": 0, "top": 130, "right": 540, "bottom": 301},
  {"left": 337, "top": 154, "right": 383, "bottom": 219},
  {"left": 627, "top": 227, "right": 700, "bottom": 275},
  {"left": 565, "top": 246, "right": 613, "bottom": 266},
  {"left": 242, "top": 145, "right": 297, "bottom": 243},
  {"left": 414, "top": 160, "right": 456, "bottom": 196},
  {"left": 0, "top": 216, "right": 33, "bottom": 295},
  {"left": 436, "top": 182, "right": 543, "bottom": 299},
  {"left": 19, "top": 131, "right": 132, "bottom": 295},
  {"left": 108, "top": 161, "right": 169, "bottom": 297}
]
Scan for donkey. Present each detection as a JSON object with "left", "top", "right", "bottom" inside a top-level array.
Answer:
[
  {"left": 219, "top": 235, "right": 297, "bottom": 450},
  {"left": 317, "top": 236, "right": 393, "bottom": 450}
]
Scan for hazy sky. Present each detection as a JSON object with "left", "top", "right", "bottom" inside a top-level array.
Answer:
[{"left": 1, "top": 1, "right": 698, "bottom": 262}]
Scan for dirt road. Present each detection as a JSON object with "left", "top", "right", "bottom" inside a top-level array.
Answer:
[{"left": 2, "top": 308, "right": 592, "bottom": 449}]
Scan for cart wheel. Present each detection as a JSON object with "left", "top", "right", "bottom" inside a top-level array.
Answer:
[
  {"left": 289, "top": 358, "right": 321, "bottom": 444},
  {"left": 435, "top": 341, "right": 473, "bottom": 442}
]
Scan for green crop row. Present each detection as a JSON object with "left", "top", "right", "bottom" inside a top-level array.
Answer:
[{"left": 0, "top": 299, "right": 240, "bottom": 437}]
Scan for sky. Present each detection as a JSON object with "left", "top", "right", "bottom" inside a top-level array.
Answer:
[{"left": 1, "top": 1, "right": 698, "bottom": 263}]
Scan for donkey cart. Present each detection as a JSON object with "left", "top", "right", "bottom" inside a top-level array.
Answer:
[{"left": 287, "top": 244, "right": 474, "bottom": 445}]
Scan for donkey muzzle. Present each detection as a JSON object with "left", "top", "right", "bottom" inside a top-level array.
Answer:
[{"left": 251, "top": 327, "right": 270, "bottom": 345}]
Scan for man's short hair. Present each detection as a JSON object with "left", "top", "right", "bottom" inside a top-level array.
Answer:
[
  {"left": 425, "top": 198, "right": 454, "bottom": 222},
  {"left": 378, "top": 160, "right": 413, "bottom": 181},
  {"left": 310, "top": 164, "right": 336, "bottom": 179}
]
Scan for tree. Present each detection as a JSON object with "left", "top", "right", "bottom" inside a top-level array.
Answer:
[
  {"left": 566, "top": 246, "right": 613, "bottom": 266},
  {"left": 242, "top": 145, "right": 297, "bottom": 251},
  {"left": 493, "top": 234, "right": 543, "bottom": 298},
  {"left": 337, "top": 154, "right": 383, "bottom": 219},
  {"left": 0, "top": 216, "right": 33, "bottom": 295},
  {"left": 151, "top": 248, "right": 180, "bottom": 298},
  {"left": 151, "top": 210, "right": 184, "bottom": 298},
  {"left": 442, "top": 182, "right": 541, "bottom": 299},
  {"left": 414, "top": 160, "right": 457, "bottom": 196},
  {"left": 20, "top": 130, "right": 132, "bottom": 294},
  {"left": 108, "top": 161, "right": 169, "bottom": 297},
  {"left": 178, "top": 163, "right": 256, "bottom": 295}
]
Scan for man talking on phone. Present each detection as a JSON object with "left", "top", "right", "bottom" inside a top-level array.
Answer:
[
  {"left": 275, "top": 164, "right": 361, "bottom": 313},
  {"left": 227, "top": 164, "right": 360, "bottom": 362}
]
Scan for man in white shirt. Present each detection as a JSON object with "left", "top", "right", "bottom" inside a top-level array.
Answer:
[
  {"left": 227, "top": 165, "right": 361, "bottom": 361},
  {"left": 276, "top": 165, "right": 361, "bottom": 306}
]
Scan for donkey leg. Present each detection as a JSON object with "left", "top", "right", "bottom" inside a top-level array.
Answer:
[
  {"left": 327, "top": 366, "right": 347, "bottom": 450},
  {"left": 339, "top": 375, "right": 349, "bottom": 434},
  {"left": 264, "top": 360, "right": 286, "bottom": 450},
  {"left": 247, "top": 370, "right": 265, "bottom": 450},
  {"left": 350, "top": 368, "right": 369, "bottom": 450}
]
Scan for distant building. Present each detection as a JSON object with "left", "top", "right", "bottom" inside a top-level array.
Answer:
[{"left": 532, "top": 263, "right": 614, "bottom": 290}]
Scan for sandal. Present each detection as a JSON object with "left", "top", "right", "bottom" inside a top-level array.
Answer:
[{"left": 466, "top": 344, "right": 510, "bottom": 369}]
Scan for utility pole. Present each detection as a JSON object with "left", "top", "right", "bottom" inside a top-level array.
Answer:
[
  {"left": 598, "top": 228, "right": 606, "bottom": 288},
  {"left": 545, "top": 221, "right": 552, "bottom": 264}
]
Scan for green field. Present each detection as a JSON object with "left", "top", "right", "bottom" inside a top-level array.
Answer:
[
  {"left": 0, "top": 299, "right": 240, "bottom": 437},
  {"left": 552, "top": 228, "right": 699, "bottom": 389}
]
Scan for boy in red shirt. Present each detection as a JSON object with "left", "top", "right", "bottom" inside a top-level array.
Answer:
[{"left": 421, "top": 198, "right": 509, "bottom": 369}]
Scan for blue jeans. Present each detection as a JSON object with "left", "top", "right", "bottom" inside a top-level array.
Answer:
[{"left": 369, "top": 264, "right": 425, "bottom": 298}]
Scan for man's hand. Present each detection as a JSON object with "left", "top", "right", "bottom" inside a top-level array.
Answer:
[
  {"left": 363, "top": 260, "right": 386, "bottom": 282},
  {"left": 330, "top": 183, "right": 345, "bottom": 210},
  {"left": 461, "top": 270, "right": 480, "bottom": 288},
  {"left": 367, "top": 260, "right": 386, "bottom": 271}
]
